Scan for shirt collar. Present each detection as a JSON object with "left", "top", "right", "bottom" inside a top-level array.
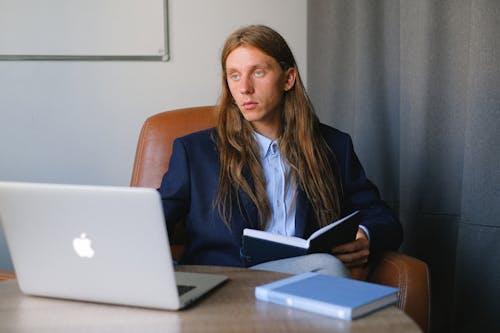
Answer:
[{"left": 253, "top": 131, "right": 278, "bottom": 159}]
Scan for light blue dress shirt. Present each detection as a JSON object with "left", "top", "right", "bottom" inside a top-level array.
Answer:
[
  {"left": 253, "top": 132, "right": 370, "bottom": 241},
  {"left": 254, "top": 132, "right": 297, "bottom": 236}
]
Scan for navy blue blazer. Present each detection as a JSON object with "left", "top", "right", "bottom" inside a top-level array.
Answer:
[{"left": 158, "top": 124, "right": 403, "bottom": 266}]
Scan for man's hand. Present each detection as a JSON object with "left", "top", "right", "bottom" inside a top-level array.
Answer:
[{"left": 331, "top": 228, "right": 370, "bottom": 268}]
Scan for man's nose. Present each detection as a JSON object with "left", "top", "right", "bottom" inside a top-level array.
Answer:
[{"left": 240, "top": 77, "right": 254, "bottom": 94}]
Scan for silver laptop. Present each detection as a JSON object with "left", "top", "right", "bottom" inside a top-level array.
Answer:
[{"left": 0, "top": 181, "right": 227, "bottom": 310}]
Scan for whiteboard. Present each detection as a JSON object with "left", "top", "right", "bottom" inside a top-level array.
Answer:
[{"left": 0, "top": 0, "right": 169, "bottom": 61}]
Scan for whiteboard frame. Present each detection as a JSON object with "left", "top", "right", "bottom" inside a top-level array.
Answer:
[{"left": 0, "top": 0, "right": 169, "bottom": 62}]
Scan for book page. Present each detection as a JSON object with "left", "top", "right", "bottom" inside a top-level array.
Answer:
[{"left": 243, "top": 229, "right": 308, "bottom": 248}]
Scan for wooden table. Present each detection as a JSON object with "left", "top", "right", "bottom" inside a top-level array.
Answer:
[{"left": 0, "top": 266, "right": 422, "bottom": 332}]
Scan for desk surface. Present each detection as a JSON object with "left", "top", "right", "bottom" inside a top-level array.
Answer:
[{"left": 0, "top": 266, "right": 421, "bottom": 333}]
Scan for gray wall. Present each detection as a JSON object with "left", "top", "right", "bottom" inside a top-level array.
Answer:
[
  {"left": 0, "top": 0, "right": 307, "bottom": 271},
  {"left": 308, "top": 1, "right": 499, "bottom": 332}
]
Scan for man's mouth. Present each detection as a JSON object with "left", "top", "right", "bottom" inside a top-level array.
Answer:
[{"left": 242, "top": 101, "right": 258, "bottom": 110}]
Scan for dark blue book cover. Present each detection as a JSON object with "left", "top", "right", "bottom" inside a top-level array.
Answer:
[{"left": 241, "top": 211, "right": 360, "bottom": 266}]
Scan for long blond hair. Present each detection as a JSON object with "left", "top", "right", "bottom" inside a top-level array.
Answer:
[{"left": 215, "top": 25, "right": 343, "bottom": 229}]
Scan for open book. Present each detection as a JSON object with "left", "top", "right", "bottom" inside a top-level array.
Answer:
[{"left": 241, "top": 210, "right": 360, "bottom": 266}]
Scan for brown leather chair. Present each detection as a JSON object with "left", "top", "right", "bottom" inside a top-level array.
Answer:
[
  {"left": 131, "top": 106, "right": 431, "bottom": 332},
  {"left": 0, "top": 270, "right": 15, "bottom": 281}
]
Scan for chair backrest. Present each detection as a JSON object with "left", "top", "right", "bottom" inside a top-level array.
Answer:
[
  {"left": 130, "top": 106, "right": 216, "bottom": 259},
  {"left": 130, "top": 106, "right": 216, "bottom": 188}
]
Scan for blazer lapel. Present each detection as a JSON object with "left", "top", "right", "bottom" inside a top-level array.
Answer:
[
  {"left": 294, "top": 187, "right": 314, "bottom": 238},
  {"left": 237, "top": 169, "right": 260, "bottom": 230}
]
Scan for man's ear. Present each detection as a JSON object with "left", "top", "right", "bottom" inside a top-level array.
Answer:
[{"left": 284, "top": 67, "right": 297, "bottom": 91}]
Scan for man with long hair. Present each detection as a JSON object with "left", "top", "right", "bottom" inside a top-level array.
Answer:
[{"left": 159, "top": 25, "right": 402, "bottom": 276}]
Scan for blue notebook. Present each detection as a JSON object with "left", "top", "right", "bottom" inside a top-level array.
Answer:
[{"left": 255, "top": 272, "right": 398, "bottom": 320}]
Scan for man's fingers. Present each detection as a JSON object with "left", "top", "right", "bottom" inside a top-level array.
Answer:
[
  {"left": 332, "top": 238, "right": 369, "bottom": 254},
  {"left": 335, "top": 249, "right": 370, "bottom": 262}
]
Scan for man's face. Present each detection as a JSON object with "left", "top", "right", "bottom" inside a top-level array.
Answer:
[{"left": 225, "top": 46, "right": 295, "bottom": 139}]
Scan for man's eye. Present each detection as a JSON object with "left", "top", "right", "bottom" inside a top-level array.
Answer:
[
  {"left": 229, "top": 73, "right": 240, "bottom": 81},
  {"left": 254, "top": 70, "right": 264, "bottom": 77}
]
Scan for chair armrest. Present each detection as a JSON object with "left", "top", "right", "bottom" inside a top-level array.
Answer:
[
  {"left": 170, "top": 245, "right": 185, "bottom": 262},
  {"left": 367, "top": 251, "right": 430, "bottom": 333},
  {"left": 0, "top": 270, "right": 15, "bottom": 281}
]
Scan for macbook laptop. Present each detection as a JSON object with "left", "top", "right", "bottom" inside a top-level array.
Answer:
[{"left": 0, "top": 181, "right": 227, "bottom": 310}]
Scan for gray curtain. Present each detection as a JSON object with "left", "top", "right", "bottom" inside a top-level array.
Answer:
[{"left": 308, "top": 1, "right": 500, "bottom": 332}]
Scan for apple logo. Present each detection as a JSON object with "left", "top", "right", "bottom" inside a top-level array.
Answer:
[{"left": 72, "top": 233, "right": 95, "bottom": 258}]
